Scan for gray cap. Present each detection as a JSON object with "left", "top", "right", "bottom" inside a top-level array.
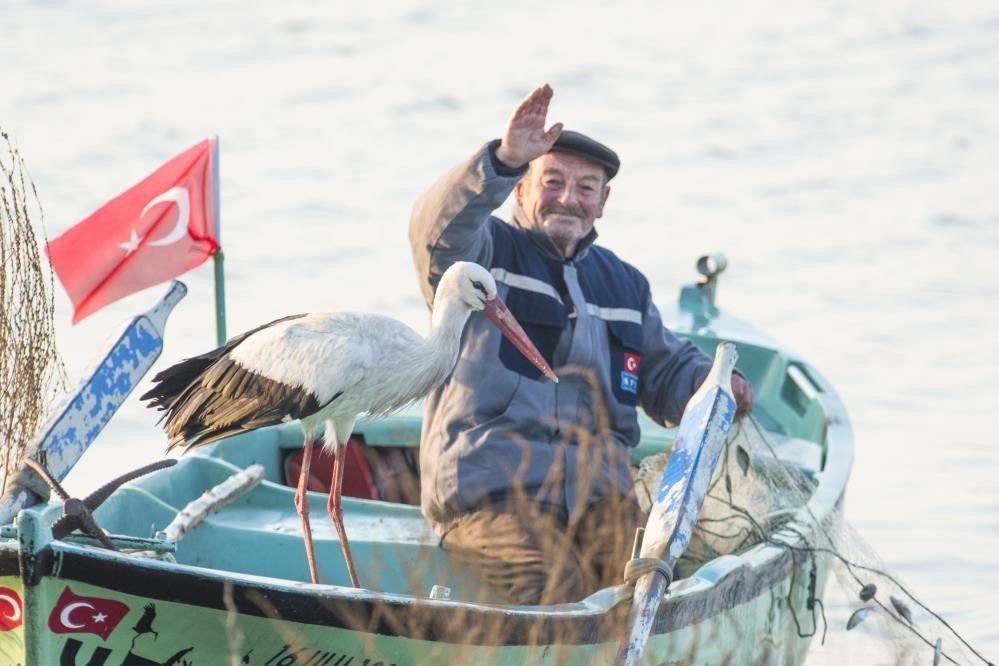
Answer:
[{"left": 550, "top": 130, "right": 620, "bottom": 180}]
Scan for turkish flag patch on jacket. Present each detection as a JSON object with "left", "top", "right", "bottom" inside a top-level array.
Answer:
[
  {"left": 620, "top": 352, "right": 641, "bottom": 394},
  {"left": 47, "top": 586, "right": 130, "bottom": 640}
]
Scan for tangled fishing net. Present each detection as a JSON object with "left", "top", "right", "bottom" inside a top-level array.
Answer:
[
  {"left": 634, "top": 415, "right": 994, "bottom": 665},
  {"left": 0, "top": 129, "right": 66, "bottom": 494}
]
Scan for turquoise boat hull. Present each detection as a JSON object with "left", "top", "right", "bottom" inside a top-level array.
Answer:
[{"left": 0, "top": 287, "right": 853, "bottom": 665}]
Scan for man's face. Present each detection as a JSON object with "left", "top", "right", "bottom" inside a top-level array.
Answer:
[{"left": 515, "top": 151, "right": 610, "bottom": 259}]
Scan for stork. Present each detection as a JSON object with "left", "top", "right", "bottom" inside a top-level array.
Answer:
[{"left": 142, "top": 262, "right": 557, "bottom": 587}]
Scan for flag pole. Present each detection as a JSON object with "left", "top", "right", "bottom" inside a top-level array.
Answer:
[
  {"left": 211, "top": 136, "right": 227, "bottom": 347},
  {"left": 213, "top": 250, "right": 226, "bottom": 347}
]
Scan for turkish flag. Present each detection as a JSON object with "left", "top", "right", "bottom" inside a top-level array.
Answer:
[
  {"left": 47, "top": 586, "right": 130, "bottom": 640},
  {"left": 0, "top": 586, "right": 23, "bottom": 631},
  {"left": 46, "top": 138, "right": 219, "bottom": 323},
  {"left": 624, "top": 352, "right": 641, "bottom": 374}
]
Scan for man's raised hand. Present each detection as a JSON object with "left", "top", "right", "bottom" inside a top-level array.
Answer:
[{"left": 495, "top": 84, "right": 563, "bottom": 169}]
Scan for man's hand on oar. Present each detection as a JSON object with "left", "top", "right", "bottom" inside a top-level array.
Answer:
[{"left": 732, "top": 374, "right": 754, "bottom": 415}]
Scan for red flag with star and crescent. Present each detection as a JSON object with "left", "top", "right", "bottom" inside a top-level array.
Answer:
[
  {"left": 47, "top": 586, "right": 130, "bottom": 640},
  {"left": 0, "top": 586, "right": 23, "bottom": 631},
  {"left": 46, "top": 138, "right": 219, "bottom": 323}
]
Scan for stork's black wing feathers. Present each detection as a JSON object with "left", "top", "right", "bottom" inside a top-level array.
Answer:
[
  {"left": 162, "top": 355, "right": 323, "bottom": 452},
  {"left": 141, "top": 314, "right": 306, "bottom": 408},
  {"left": 141, "top": 314, "right": 317, "bottom": 452}
]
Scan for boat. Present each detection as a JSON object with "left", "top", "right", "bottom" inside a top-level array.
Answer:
[{"left": 0, "top": 255, "right": 853, "bottom": 665}]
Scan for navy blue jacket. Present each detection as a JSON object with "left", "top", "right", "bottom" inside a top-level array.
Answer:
[{"left": 409, "top": 142, "right": 711, "bottom": 534}]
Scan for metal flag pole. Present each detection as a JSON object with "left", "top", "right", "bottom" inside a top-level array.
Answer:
[{"left": 211, "top": 135, "right": 227, "bottom": 347}]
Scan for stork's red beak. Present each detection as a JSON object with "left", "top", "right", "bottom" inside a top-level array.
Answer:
[{"left": 482, "top": 298, "right": 558, "bottom": 383}]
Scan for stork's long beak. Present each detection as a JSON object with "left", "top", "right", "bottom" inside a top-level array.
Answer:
[{"left": 482, "top": 298, "right": 559, "bottom": 383}]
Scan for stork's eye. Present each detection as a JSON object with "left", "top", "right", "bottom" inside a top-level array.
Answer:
[{"left": 471, "top": 280, "right": 487, "bottom": 296}]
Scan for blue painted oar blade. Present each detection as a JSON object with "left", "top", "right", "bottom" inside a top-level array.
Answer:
[
  {"left": 0, "top": 281, "right": 187, "bottom": 524},
  {"left": 643, "top": 382, "right": 736, "bottom": 568},
  {"left": 617, "top": 341, "right": 739, "bottom": 666}
]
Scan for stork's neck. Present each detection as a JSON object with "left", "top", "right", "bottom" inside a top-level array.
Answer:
[
  {"left": 345, "top": 299, "right": 473, "bottom": 422},
  {"left": 428, "top": 295, "right": 473, "bottom": 361},
  {"left": 380, "top": 296, "right": 468, "bottom": 403}
]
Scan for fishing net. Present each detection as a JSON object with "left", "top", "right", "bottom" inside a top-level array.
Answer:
[
  {"left": 0, "top": 129, "right": 66, "bottom": 494},
  {"left": 634, "top": 415, "right": 993, "bottom": 665},
  {"left": 634, "top": 416, "right": 817, "bottom": 571}
]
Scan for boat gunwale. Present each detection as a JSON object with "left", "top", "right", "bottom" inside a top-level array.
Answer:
[{"left": 4, "top": 508, "right": 836, "bottom": 648}]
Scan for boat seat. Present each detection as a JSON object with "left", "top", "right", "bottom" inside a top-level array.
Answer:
[
  {"left": 283, "top": 436, "right": 379, "bottom": 500},
  {"left": 282, "top": 435, "right": 422, "bottom": 504}
]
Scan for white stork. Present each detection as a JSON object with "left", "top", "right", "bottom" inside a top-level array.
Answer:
[{"left": 142, "top": 261, "right": 557, "bottom": 587}]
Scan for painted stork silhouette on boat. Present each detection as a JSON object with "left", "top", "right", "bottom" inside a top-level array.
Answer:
[
  {"left": 129, "top": 603, "right": 159, "bottom": 650},
  {"left": 142, "top": 261, "right": 557, "bottom": 586}
]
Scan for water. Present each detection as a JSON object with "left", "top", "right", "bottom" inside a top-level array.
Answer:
[{"left": 2, "top": 1, "right": 997, "bottom": 662}]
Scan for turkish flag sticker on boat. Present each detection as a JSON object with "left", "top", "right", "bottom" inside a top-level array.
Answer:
[
  {"left": 0, "top": 587, "right": 23, "bottom": 631},
  {"left": 47, "top": 586, "right": 130, "bottom": 640}
]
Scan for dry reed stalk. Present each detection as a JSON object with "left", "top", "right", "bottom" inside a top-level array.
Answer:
[{"left": 0, "top": 129, "right": 67, "bottom": 493}]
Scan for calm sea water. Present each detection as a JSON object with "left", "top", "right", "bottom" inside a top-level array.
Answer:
[{"left": 2, "top": 1, "right": 997, "bottom": 662}]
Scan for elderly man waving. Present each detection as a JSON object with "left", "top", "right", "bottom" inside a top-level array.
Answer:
[{"left": 409, "top": 84, "right": 753, "bottom": 605}]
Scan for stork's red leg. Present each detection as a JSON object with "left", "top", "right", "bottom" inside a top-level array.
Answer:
[
  {"left": 326, "top": 435, "right": 361, "bottom": 587},
  {"left": 294, "top": 435, "right": 321, "bottom": 584}
]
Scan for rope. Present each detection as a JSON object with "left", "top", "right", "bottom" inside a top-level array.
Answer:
[
  {"left": 623, "top": 557, "right": 672, "bottom": 588},
  {"left": 7, "top": 462, "right": 51, "bottom": 502}
]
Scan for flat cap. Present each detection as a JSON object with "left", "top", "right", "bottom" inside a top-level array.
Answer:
[{"left": 550, "top": 130, "right": 620, "bottom": 180}]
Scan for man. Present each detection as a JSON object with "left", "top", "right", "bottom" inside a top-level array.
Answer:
[{"left": 409, "top": 84, "right": 753, "bottom": 605}]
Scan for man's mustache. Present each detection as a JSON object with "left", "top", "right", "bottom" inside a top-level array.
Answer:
[{"left": 540, "top": 203, "right": 585, "bottom": 220}]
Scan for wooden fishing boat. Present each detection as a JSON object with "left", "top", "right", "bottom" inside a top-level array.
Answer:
[{"left": 0, "top": 257, "right": 853, "bottom": 665}]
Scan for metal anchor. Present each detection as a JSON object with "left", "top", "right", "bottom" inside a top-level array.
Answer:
[{"left": 22, "top": 458, "right": 176, "bottom": 550}]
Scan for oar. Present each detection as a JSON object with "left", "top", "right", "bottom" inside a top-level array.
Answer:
[
  {"left": 0, "top": 281, "right": 187, "bottom": 525},
  {"left": 616, "top": 341, "right": 739, "bottom": 665},
  {"left": 160, "top": 464, "right": 264, "bottom": 543},
  {"left": 131, "top": 464, "right": 265, "bottom": 559}
]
